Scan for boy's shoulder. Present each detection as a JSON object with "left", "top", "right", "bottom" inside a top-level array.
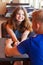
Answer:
[{"left": 28, "top": 31, "right": 38, "bottom": 38}]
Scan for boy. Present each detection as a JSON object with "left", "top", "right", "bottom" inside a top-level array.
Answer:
[{"left": 5, "top": 10, "right": 43, "bottom": 65}]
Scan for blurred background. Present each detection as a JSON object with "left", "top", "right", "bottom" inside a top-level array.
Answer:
[{"left": 0, "top": 0, "right": 43, "bottom": 9}]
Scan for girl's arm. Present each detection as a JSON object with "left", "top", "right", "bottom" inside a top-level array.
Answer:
[
  {"left": 6, "top": 24, "right": 19, "bottom": 43},
  {"left": 21, "top": 30, "right": 30, "bottom": 42}
]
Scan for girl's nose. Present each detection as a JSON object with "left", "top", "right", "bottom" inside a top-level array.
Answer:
[{"left": 19, "top": 14, "right": 22, "bottom": 17}]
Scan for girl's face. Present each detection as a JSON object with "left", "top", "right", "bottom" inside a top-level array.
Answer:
[{"left": 16, "top": 9, "right": 25, "bottom": 25}]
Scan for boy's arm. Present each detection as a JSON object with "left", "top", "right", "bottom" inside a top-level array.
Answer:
[
  {"left": 5, "top": 39, "right": 22, "bottom": 57},
  {"left": 5, "top": 38, "right": 30, "bottom": 57}
]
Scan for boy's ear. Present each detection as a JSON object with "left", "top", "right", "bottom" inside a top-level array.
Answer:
[{"left": 37, "top": 23, "right": 40, "bottom": 29}]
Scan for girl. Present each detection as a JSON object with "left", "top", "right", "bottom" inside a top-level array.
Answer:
[
  {"left": 3, "top": 7, "right": 33, "bottom": 65},
  {"left": 5, "top": 7, "right": 32, "bottom": 43}
]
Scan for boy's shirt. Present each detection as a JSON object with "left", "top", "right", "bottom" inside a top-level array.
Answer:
[{"left": 17, "top": 34, "right": 43, "bottom": 65}]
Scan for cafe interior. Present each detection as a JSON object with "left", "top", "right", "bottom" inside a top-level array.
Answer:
[{"left": 0, "top": 0, "right": 43, "bottom": 65}]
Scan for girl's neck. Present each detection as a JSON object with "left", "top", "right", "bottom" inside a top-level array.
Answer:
[{"left": 15, "top": 21, "right": 21, "bottom": 27}]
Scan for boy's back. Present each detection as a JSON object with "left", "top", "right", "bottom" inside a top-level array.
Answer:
[{"left": 17, "top": 34, "right": 43, "bottom": 65}]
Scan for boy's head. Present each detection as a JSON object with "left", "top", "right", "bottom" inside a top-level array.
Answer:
[{"left": 32, "top": 10, "right": 43, "bottom": 34}]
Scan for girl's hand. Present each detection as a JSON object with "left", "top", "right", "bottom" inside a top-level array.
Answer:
[
  {"left": 5, "top": 39, "right": 13, "bottom": 48},
  {"left": 14, "top": 41, "right": 20, "bottom": 46}
]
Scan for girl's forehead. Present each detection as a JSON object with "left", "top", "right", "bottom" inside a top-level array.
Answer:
[{"left": 17, "top": 9, "right": 24, "bottom": 12}]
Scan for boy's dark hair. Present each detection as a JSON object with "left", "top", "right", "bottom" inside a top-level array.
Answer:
[{"left": 32, "top": 10, "right": 43, "bottom": 22}]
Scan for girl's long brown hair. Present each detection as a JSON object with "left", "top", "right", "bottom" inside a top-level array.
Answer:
[{"left": 6, "top": 6, "right": 32, "bottom": 33}]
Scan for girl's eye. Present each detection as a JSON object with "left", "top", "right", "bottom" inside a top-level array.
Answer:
[
  {"left": 17, "top": 13, "right": 20, "bottom": 15},
  {"left": 17, "top": 13, "right": 24, "bottom": 16}
]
